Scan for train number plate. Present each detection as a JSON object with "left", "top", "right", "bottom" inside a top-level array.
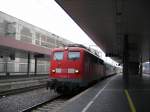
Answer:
[
  {"left": 68, "top": 68, "right": 75, "bottom": 73},
  {"left": 56, "top": 68, "right": 61, "bottom": 73}
]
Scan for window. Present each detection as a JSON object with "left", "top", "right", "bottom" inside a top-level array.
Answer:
[
  {"left": 53, "top": 52, "right": 64, "bottom": 60},
  {"left": 68, "top": 51, "right": 80, "bottom": 60}
]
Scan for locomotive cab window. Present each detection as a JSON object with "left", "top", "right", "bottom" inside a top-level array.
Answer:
[
  {"left": 68, "top": 51, "right": 80, "bottom": 60},
  {"left": 53, "top": 52, "right": 64, "bottom": 60}
]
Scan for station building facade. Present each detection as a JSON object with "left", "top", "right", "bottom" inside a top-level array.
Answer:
[{"left": 0, "top": 11, "right": 73, "bottom": 76}]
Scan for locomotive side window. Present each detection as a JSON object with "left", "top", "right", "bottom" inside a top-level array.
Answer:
[
  {"left": 68, "top": 51, "right": 80, "bottom": 60},
  {"left": 53, "top": 52, "right": 64, "bottom": 60}
]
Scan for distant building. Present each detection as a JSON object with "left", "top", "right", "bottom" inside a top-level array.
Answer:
[
  {"left": 143, "top": 62, "right": 150, "bottom": 74},
  {"left": 0, "top": 11, "right": 73, "bottom": 76}
]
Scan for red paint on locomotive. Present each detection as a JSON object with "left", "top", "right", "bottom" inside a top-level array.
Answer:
[{"left": 50, "top": 47, "right": 84, "bottom": 80}]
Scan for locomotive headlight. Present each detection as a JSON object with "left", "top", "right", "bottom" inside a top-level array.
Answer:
[
  {"left": 65, "top": 47, "right": 68, "bottom": 50},
  {"left": 75, "top": 69, "right": 79, "bottom": 73},
  {"left": 52, "top": 69, "right": 56, "bottom": 73}
]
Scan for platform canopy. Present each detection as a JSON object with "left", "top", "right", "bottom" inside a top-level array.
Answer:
[
  {"left": 55, "top": 0, "right": 150, "bottom": 63},
  {"left": 0, "top": 37, "right": 50, "bottom": 59}
]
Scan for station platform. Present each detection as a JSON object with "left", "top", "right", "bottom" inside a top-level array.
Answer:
[
  {"left": 0, "top": 76, "right": 48, "bottom": 94},
  {"left": 57, "top": 74, "right": 150, "bottom": 112}
]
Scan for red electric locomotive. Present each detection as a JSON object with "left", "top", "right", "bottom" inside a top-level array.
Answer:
[{"left": 47, "top": 44, "right": 112, "bottom": 93}]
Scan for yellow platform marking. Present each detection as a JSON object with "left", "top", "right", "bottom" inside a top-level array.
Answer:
[{"left": 124, "top": 89, "right": 136, "bottom": 112}]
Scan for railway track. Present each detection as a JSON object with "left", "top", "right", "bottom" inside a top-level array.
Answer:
[
  {"left": 0, "top": 84, "right": 46, "bottom": 98},
  {"left": 21, "top": 95, "right": 72, "bottom": 112}
]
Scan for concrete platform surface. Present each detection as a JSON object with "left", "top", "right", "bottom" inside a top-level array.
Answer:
[{"left": 56, "top": 74, "right": 150, "bottom": 112}]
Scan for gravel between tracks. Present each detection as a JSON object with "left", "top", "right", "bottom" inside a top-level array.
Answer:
[{"left": 0, "top": 88, "right": 58, "bottom": 112}]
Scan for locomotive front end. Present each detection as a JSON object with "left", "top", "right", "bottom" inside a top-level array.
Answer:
[{"left": 47, "top": 47, "right": 84, "bottom": 93}]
